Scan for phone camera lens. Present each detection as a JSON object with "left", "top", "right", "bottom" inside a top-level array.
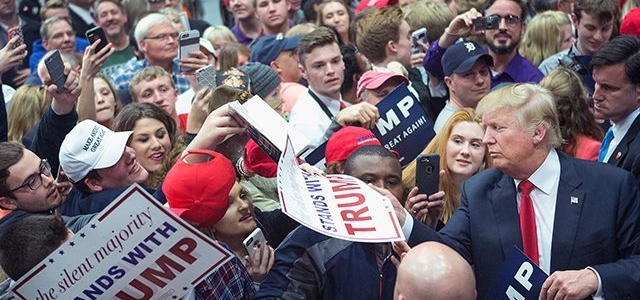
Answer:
[{"left": 425, "top": 165, "right": 434, "bottom": 174}]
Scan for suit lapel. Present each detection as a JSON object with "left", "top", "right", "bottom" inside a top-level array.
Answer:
[
  {"left": 608, "top": 114, "right": 640, "bottom": 165},
  {"left": 550, "top": 155, "right": 585, "bottom": 272},
  {"left": 490, "top": 175, "right": 522, "bottom": 257}
]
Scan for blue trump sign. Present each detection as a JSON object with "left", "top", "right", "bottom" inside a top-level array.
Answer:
[
  {"left": 371, "top": 82, "right": 435, "bottom": 166},
  {"left": 303, "top": 82, "right": 435, "bottom": 167},
  {"left": 483, "top": 246, "right": 549, "bottom": 300}
]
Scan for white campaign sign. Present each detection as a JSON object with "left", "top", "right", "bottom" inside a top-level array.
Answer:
[
  {"left": 12, "top": 184, "right": 233, "bottom": 300},
  {"left": 277, "top": 136, "right": 405, "bottom": 243}
]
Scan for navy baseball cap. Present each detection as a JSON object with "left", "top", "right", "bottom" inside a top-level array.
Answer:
[
  {"left": 250, "top": 34, "right": 301, "bottom": 65},
  {"left": 442, "top": 41, "right": 493, "bottom": 76}
]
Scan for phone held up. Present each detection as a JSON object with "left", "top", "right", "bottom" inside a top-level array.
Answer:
[
  {"left": 179, "top": 30, "right": 200, "bottom": 60},
  {"left": 195, "top": 65, "right": 216, "bottom": 92},
  {"left": 473, "top": 15, "right": 500, "bottom": 31},
  {"left": 86, "top": 26, "right": 109, "bottom": 53},
  {"left": 411, "top": 27, "right": 428, "bottom": 54},
  {"left": 243, "top": 228, "right": 266, "bottom": 259},
  {"left": 45, "top": 50, "right": 67, "bottom": 94},
  {"left": 7, "top": 26, "right": 24, "bottom": 53},
  {"left": 415, "top": 153, "right": 440, "bottom": 196}
]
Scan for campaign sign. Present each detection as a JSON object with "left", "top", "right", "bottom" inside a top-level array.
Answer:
[
  {"left": 483, "top": 246, "right": 549, "bottom": 300},
  {"left": 278, "top": 136, "right": 404, "bottom": 243},
  {"left": 303, "top": 83, "right": 435, "bottom": 167},
  {"left": 12, "top": 184, "right": 233, "bottom": 300},
  {"left": 372, "top": 82, "right": 435, "bottom": 166}
]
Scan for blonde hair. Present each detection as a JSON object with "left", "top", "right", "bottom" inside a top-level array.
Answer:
[
  {"left": 402, "top": 108, "right": 490, "bottom": 223},
  {"left": 286, "top": 23, "right": 318, "bottom": 37},
  {"left": 7, "top": 86, "right": 51, "bottom": 143},
  {"left": 476, "top": 83, "right": 564, "bottom": 148},
  {"left": 203, "top": 25, "right": 238, "bottom": 47},
  {"left": 403, "top": 1, "right": 455, "bottom": 42},
  {"left": 520, "top": 11, "right": 571, "bottom": 66}
]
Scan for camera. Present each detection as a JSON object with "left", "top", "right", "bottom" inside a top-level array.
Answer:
[
  {"left": 473, "top": 15, "right": 500, "bottom": 30},
  {"left": 558, "top": 54, "right": 587, "bottom": 75}
]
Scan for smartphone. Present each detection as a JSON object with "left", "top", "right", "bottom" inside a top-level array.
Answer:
[
  {"left": 179, "top": 12, "right": 191, "bottom": 31},
  {"left": 45, "top": 50, "right": 67, "bottom": 94},
  {"left": 195, "top": 65, "right": 216, "bottom": 91},
  {"left": 7, "top": 26, "right": 24, "bottom": 52},
  {"left": 86, "top": 26, "right": 109, "bottom": 53},
  {"left": 416, "top": 153, "right": 440, "bottom": 196},
  {"left": 473, "top": 15, "right": 500, "bottom": 31},
  {"left": 179, "top": 30, "right": 200, "bottom": 61},
  {"left": 243, "top": 228, "right": 266, "bottom": 259},
  {"left": 411, "top": 27, "right": 428, "bottom": 54}
]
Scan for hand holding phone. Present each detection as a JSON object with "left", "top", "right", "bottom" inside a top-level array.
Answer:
[
  {"left": 473, "top": 15, "right": 500, "bottom": 31},
  {"left": 179, "top": 30, "right": 200, "bottom": 61},
  {"left": 243, "top": 228, "right": 266, "bottom": 259},
  {"left": 411, "top": 28, "right": 428, "bottom": 54},
  {"left": 86, "top": 26, "right": 109, "bottom": 53},
  {"left": 195, "top": 65, "right": 216, "bottom": 91},
  {"left": 416, "top": 154, "right": 440, "bottom": 196},
  {"left": 7, "top": 26, "right": 24, "bottom": 53},
  {"left": 45, "top": 50, "right": 67, "bottom": 94}
]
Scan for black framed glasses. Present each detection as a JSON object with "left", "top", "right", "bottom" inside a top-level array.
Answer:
[
  {"left": 9, "top": 160, "right": 52, "bottom": 192},
  {"left": 487, "top": 14, "right": 522, "bottom": 26}
]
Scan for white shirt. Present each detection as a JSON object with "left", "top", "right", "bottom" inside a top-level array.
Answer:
[
  {"left": 289, "top": 88, "right": 343, "bottom": 148},
  {"left": 514, "top": 149, "right": 560, "bottom": 275},
  {"left": 604, "top": 108, "right": 640, "bottom": 162}
]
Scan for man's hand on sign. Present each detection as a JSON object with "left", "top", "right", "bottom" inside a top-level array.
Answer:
[{"left": 335, "top": 102, "right": 380, "bottom": 129}]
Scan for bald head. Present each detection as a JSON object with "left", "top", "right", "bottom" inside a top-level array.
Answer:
[{"left": 394, "top": 242, "right": 476, "bottom": 300}]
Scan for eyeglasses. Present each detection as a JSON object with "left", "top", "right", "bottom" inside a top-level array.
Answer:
[
  {"left": 144, "top": 32, "right": 179, "bottom": 41},
  {"left": 487, "top": 14, "right": 522, "bottom": 26},
  {"left": 9, "top": 160, "right": 52, "bottom": 192}
]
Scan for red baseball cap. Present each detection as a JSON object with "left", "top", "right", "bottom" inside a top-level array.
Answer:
[
  {"left": 325, "top": 126, "right": 382, "bottom": 165},
  {"left": 243, "top": 139, "right": 278, "bottom": 178},
  {"left": 621, "top": 8, "right": 640, "bottom": 37},
  {"left": 163, "top": 150, "right": 236, "bottom": 228},
  {"left": 355, "top": 0, "right": 399, "bottom": 15}
]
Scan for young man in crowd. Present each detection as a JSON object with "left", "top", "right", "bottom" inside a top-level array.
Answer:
[
  {"left": 539, "top": 0, "right": 617, "bottom": 92},
  {"left": 289, "top": 27, "right": 379, "bottom": 150},
  {"left": 255, "top": 0, "right": 291, "bottom": 35}
]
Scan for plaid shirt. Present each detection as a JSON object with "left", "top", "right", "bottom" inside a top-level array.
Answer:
[
  {"left": 109, "top": 58, "right": 191, "bottom": 94},
  {"left": 194, "top": 255, "right": 256, "bottom": 300}
]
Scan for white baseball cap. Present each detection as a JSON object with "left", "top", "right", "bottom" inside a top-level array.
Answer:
[{"left": 59, "top": 120, "right": 132, "bottom": 183}]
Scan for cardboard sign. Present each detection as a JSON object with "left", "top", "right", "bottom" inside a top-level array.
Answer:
[
  {"left": 12, "top": 184, "right": 233, "bottom": 300},
  {"left": 303, "top": 83, "right": 434, "bottom": 167},
  {"left": 278, "top": 136, "right": 404, "bottom": 243},
  {"left": 483, "top": 246, "right": 549, "bottom": 300}
]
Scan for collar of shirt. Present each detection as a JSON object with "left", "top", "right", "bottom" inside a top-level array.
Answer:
[
  {"left": 610, "top": 108, "right": 640, "bottom": 149},
  {"left": 514, "top": 148, "right": 560, "bottom": 196},
  {"left": 68, "top": 3, "right": 96, "bottom": 25},
  {"left": 0, "top": 16, "right": 26, "bottom": 32}
]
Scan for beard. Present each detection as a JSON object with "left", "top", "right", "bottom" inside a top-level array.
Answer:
[{"left": 488, "top": 36, "right": 520, "bottom": 55}]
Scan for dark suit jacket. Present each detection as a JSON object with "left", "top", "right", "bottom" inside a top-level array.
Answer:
[
  {"left": 413, "top": 152, "right": 640, "bottom": 299},
  {"left": 69, "top": 9, "right": 94, "bottom": 39},
  {"left": 606, "top": 114, "right": 640, "bottom": 184}
]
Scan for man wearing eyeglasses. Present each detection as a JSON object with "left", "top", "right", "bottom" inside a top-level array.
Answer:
[
  {"left": 110, "top": 13, "right": 208, "bottom": 95},
  {"left": 423, "top": 0, "right": 544, "bottom": 89}
]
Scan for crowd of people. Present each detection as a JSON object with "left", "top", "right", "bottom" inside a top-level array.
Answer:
[{"left": 1, "top": 0, "right": 640, "bottom": 299}]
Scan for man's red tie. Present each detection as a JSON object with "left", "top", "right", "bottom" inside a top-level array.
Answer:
[
  {"left": 339, "top": 101, "right": 346, "bottom": 110},
  {"left": 518, "top": 180, "right": 539, "bottom": 265}
]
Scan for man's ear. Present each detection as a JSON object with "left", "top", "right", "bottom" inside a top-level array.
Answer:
[
  {"left": 270, "top": 61, "right": 281, "bottom": 74},
  {"left": 138, "top": 39, "right": 148, "bottom": 54},
  {"left": 0, "top": 197, "right": 18, "bottom": 210},
  {"left": 84, "top": 177, "right": 104, "bottom": 193},
  {"left": 299, "top": 63, "right": 308, "bottom": 80},
  {"left": 532, "top": 123, "right": 547, "bottom": 145}
]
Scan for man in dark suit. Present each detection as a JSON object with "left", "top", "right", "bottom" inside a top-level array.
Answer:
[
  {"left": 592, "top": 35, "right": 640, "bottom": 183},
  {"left": 68, "top": 0, "right": 96, "bottom": 39},
  {"left": 406, "top": 83, "right": 640, "bottom": 299}
]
